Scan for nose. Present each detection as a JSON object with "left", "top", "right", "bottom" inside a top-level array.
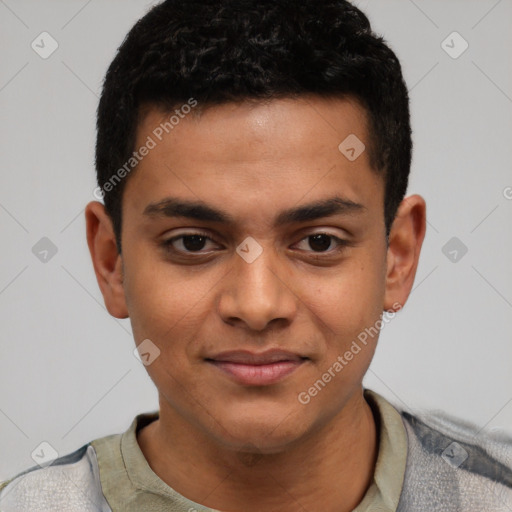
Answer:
[{"left": 217, "top": 241, "right": 297, "bottom": 332}]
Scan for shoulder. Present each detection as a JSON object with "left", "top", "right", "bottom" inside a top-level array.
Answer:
[
  {"left": 397, "top": 407, "right": 512, "bottom": 511},
  {"left": 0, "top": 443, "right": 112, "bottom": 512},
  {"left": 401, "top": 407, "right": 512, "bottom": 470}
]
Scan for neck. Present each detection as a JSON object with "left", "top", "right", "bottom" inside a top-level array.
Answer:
[{"left": 137, "top": 388, "right": 378, "bottom": 512}]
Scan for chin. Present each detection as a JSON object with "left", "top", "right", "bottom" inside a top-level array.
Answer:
[{"left": 209, "top": 407, "right": 311, "bottom": 455}]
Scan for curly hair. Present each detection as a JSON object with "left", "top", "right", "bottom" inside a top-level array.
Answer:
[{"left": 95, "top": 0, "right": 411, "bottom": 253}]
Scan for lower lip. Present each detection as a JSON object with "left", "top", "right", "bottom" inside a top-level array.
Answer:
[{"left": 207, "top": 360, "right": 305, "bottom": 386}]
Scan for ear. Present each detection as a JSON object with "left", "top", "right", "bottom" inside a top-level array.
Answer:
[
  {"left": 85, "top": 201, "right": 129, "bottom": 319},
  {"left": 383, "top": 194, "right": 427, "bottom": 312}
]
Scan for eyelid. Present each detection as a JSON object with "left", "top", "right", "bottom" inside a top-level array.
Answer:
[
  {"left": 159, "top": 230, "right": 225, "bottom": 260},
  {"left": 161, "top": 229, "right": 350, "bottom": 256},
  {"left": 164, "top": 229, "right": 213, "bottom": 240},
  {"left": 162, "top": 230, "right": 220, "bottom": 247}
]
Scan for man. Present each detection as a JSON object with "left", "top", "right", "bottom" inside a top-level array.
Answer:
[{"left": 1, "top": 0, "right": 511, "bottom": 510}]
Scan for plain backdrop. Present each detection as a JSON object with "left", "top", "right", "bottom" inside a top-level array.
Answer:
[{"left": 0, "top": 0, "right": 511, "bottom": 479}]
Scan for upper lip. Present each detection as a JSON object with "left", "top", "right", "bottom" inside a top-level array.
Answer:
[{"left": 206, "top": 349, "right": 307, "bottom": 365}]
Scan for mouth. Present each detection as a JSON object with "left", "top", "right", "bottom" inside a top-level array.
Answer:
[{"left": 205, "top": 349, "right": 309, "bottom": 386}]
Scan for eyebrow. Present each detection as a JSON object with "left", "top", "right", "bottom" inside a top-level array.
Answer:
[{"left": 143, "top": 195, "right": 366, "bottom": 227}]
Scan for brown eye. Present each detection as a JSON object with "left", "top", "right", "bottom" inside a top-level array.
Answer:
[
  {"left": 294, "top": 233, "right": 349, "bottom": 254},
  {"left": 308, "top": 234, "right": 333, "bottom": 252},
  {"left": 161, "top": 232, "right": 219, "bottom": 254},
  {"left": 180, "top": 234, "right": 208, "bottom": 252}
]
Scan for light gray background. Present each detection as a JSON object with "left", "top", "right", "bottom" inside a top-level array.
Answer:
[{"left": 1, "top": 0, "right": 511, "bottom": 480}]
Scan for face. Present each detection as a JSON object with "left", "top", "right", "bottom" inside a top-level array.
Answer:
[{"left": 87, "top": 96, "right": 425, "bottom": 454}]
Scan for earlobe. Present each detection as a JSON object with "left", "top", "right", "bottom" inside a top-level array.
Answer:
[
  {"left": 383, "top": 195, "right": 427, "bottom": 312},
  {"left": 85, "top": 201, "right": 129, "bottom": 319}
]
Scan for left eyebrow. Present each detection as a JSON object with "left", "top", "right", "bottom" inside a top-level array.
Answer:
[
  {"left": 143, "top": 195, "right": 366, "bottom": 227},
  {"left": 275, "top": 196, "right": 366, "bottom": 226}
]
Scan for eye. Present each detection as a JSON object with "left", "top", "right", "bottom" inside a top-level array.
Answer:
[
  {"left": 293, "top": 233, "right": 349, "bottom": 254},
  {"left": 160, "top": 231, "right": 350, "bottom": 258},
  {"left": 161, "top": 232, "right": 221, "bottom": 254}
]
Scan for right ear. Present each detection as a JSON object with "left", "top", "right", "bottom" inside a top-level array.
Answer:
[{"left": 85, "top": 201, "right": 129, "bottom": 319}]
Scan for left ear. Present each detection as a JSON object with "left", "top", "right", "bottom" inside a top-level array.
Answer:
[{"left": 383, "top": 194, "right": 427, "bottom": 311}]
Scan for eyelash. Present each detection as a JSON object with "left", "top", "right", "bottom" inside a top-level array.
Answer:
[{"left": 160, "top": 231, "right": 350, "bottom": 257}]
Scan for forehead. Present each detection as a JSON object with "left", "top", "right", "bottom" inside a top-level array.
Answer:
[
  {"left": 137, "top": 95, "right": 370, "bottom": 162},
  {"left": 123, "top": 96, "right": 384, "bottom": 228}
]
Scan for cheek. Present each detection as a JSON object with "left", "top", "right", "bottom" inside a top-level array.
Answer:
[
  {"left": 307, "top": 257, "right": 386, "bottom": 339},
  {"left": 295, "top": 260, "right": 386, "bottom": 411},
  {"left": 122, "top": 253, "right": 183, "bottom": 345},
  {"left": 122, "top": 240, "right": 190, "bottom": 321},
  {"left": 122, "top": 251, "right": 219, "bottom": 378}
]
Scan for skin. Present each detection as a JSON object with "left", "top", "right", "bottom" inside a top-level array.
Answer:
[{"left": 85, "top": 95, "right": 426, "bottom": 512}]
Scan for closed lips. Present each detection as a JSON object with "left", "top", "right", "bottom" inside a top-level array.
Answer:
[{"left": 205, "top": 350, "right": 308, "bottom": 365}]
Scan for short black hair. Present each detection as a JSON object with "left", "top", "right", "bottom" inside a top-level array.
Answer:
[{"left": 95, "top": 0, "right": 412, "bottom": 253}]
